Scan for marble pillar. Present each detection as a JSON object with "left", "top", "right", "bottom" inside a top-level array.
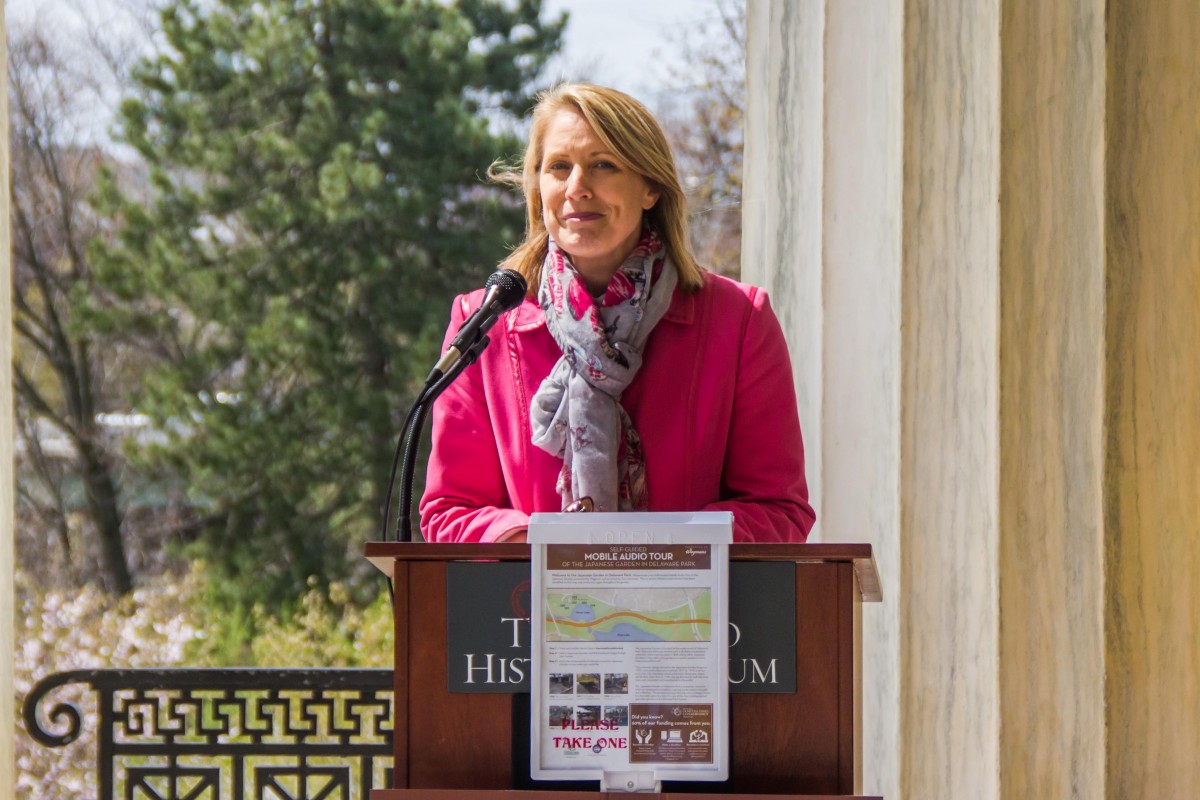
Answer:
[
  {"left": 1103, "top": 0, "right": 1200, "bottom": 794},
  {"left": 900, "top": 0, "right": 1003, "bottom": 796},
  {"left": 1, "top": 4, "right": 15, "bottom": 795},
  {"left": 998, "top": 0, "right": 1106, "bottom": 796},
  {"left": 746, "top": 1, "right": 909, "bottom": 796},
  {"left": 744, "top": 0, "right": 1200, "bottom": 797},
  {"left": 743, "top": 0, "right": 825, "bottom": 531}
]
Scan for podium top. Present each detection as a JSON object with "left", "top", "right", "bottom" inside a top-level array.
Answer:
[{"left": 364, "top": 541, "right": 881, "bottom": 602}]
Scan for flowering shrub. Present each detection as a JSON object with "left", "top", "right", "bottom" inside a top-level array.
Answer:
[
  {"left": 15, "top": 568, "right": 393, "bottom": 799},
  {"left": 14, "top": 568, "right": 203, "bottom": 799}
]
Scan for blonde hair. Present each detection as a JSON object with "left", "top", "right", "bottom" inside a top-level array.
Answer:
[{"left": 490, "top": 83, "right": 704, "bottom": 294}]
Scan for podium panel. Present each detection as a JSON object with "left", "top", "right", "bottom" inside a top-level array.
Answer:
[
  {"left": 370, "top": 793, "right": 880, "bottom": 799},
  {"left": 365, "top": 542, "right": 881, "bottom": 798}
]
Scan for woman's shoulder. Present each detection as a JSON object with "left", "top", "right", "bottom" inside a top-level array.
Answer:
[{"left": 688, "top": 271, "right": 775, "bottom": 323}]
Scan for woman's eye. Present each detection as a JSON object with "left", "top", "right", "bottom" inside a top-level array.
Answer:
[{"left": 595, "top": 161, "right": 616, "bottom": 170}]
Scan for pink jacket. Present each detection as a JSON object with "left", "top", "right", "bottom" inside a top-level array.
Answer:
[{"left": 419, "top": 272, "right": 815, "bottom": 543}]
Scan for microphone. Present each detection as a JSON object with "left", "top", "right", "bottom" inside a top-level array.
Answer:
[{"left": 425, "top": 269, "right": 527, "bottom": 386}]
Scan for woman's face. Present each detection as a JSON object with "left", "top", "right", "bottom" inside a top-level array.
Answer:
[{"left": 539, "top": 109, "right": 660, "bottom": 290}]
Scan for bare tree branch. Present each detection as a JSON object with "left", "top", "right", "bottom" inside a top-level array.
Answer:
[
  {"left": 9, "top": 19, "right": 142, "bottom": 594},
  {"left": 660, "top": 0, "right": 746, "bottom": 277}
]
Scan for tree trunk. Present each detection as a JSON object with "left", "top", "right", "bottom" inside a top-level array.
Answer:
[{"left": 77, "top": 439, "right": 133, "bottom": 595}]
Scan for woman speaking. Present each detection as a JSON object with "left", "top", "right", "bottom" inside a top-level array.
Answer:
[{"left": 420, "top": 83, "right": 814, "bottom": 543}]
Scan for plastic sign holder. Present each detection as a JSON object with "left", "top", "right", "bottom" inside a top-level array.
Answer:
[{"left": 528, "top": 511, "right": 733, "bottom": 791}]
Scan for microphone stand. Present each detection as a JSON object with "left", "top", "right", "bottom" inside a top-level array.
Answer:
[
  {"left": 379, "top": 267, "right": 526, "bottom": 544},
  {"left": 381, "top": 334, "right": 492, "bottom": 542}
]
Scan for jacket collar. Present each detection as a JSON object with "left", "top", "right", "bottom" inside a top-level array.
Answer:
[{"left": 509, "top": 285, "right": 696, "bottom": 333}]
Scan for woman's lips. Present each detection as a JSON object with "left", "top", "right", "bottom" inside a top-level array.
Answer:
[{"left": 563, "top": 211, "right": 603, "bottom": 222}]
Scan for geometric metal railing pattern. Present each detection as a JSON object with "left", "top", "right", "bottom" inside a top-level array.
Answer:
[{"left": 22, "top": 669, "right": 393, "bottom": 800}]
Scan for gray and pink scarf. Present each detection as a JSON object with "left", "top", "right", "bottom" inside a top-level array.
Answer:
[{"left": 530, "top": 228, "right": 678, "bottom": 512}]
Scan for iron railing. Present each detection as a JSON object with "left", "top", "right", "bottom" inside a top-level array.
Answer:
[{"left": 22, "top": 668, "right": 393, "bottom": 800}]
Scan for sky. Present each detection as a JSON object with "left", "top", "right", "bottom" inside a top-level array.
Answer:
[
  {"left": 542, "top": 0, "right": 717, "bottom": 108},
  {"left": 4, "top": 0, "right": 728, "bottom": 114}
]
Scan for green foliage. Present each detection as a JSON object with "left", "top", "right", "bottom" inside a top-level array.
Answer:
[
  {"left": 185, "top": 568, "right": 394, "bottom": 667},
  {"left": 249, "top": 577, "right": 394, "bottom": 667},
  {"left": 87, "top": 0, "right": 565, "bottom": 613}
]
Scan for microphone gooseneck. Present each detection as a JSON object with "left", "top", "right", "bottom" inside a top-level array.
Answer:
[{"left": 383, "top": 269, "right": 528, "bottom": 543}]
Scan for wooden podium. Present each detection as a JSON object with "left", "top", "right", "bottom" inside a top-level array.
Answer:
[{"left": 365, "top": 542, "right": 882, "bottom": 799}]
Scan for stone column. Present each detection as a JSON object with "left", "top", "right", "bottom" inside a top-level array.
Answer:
[
  {"left": 745, "top": 1, "right": 908, "bottom": 796},
  {"left": 898, "top": 0, "right": 1006, "bottom": 795},
  {"left": 743, "top": 0, "right": 825, "bottom": 530},
  {"left": 997, "top": 1, "right": 1106, "bottom": 796},
  {"left": 1103, "top": 0, "right": 1200, "bottom": 794},
  {"left": 1, "top": 3, "right": 16, "bottom": 794},
  {"left": 744, "top": 0, "right": 1200, "bottom": 797}
]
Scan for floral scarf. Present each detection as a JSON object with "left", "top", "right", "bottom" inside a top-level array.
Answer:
[{"left": 529, "top": 228, "right": 678, "bottom": 512}]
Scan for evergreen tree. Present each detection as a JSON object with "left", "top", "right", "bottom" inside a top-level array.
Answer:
[{"left": 89, "top": 0, "right": 564, "bottom": 612}]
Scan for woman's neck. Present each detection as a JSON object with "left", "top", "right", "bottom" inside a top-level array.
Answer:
[{"left": 575, "top": 261, "right": 620, "bottom": 296}]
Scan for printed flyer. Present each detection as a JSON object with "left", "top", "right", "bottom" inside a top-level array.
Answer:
[{"left": 528, "top": 512, "right": 732, "bottom": 788}]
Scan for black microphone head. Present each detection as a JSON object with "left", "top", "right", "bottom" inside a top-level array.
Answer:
[{"left": 484, "top": 269, "right": 527, "bottom": 312}]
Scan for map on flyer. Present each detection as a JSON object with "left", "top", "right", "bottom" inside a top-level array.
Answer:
[{"left": 545, "top": 588, "right": 712, "bottom": 642}]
